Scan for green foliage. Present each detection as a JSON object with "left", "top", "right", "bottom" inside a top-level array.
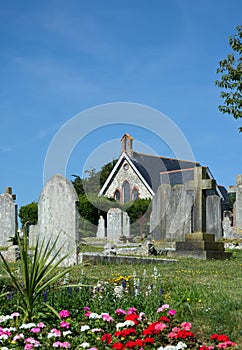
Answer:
[
  {"left": 71, "top": 175, "right": 85, "bottom": 196},
  {"left": 99, "top": 159, "right": 118, "bottom": 188},
  {"left": 0, "top": 232, "right": 73, "bottom": 322},
  {"left": 19, "top": 201, "right": 38, "bottom": 227},
  {"left": 215, "top": 25, "right": 242, "bottom": 129},
  {"left": 126, "top": 198, "right": 152, "bottom": 223}
]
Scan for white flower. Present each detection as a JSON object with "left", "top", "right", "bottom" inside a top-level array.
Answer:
[
  {"left": 80, "top": 342, "right": 90, "bottom": 348},
  {"left": 80, "top": 325, "right": 90, "bottom": 332},
  {"left": 0, "top": 315, "right": 13, "bottom": 323},
  {"left": 176, "top": 342, "right": 187, "bottom": 349},
  {"left": 88, "top": 312, "right": 101, "bottom": 319},
  {"left": 63, "top": 330, "right": 72, "bottom": 336},
  {"left": 1, "top": 347, "right": 9, "bottom": 350},
  {"left": 20, "top": 322, "right": 36, "bottom": 329},
  {"left": 0, "top": 334, "right": 9, "bottom": 340}
]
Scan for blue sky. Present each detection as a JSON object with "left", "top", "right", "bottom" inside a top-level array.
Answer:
[{"left": 1, "top": 0, "right": 242, "bottom": 212}]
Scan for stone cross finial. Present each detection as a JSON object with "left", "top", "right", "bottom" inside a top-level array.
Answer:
[
  {"left": 5, "top": 187, "right": 16, "bottom": 201},
  {"left": 186, "top": 166, "right": 216, "bottom": 232}
]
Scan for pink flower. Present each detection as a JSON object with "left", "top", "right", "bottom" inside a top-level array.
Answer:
[
  {"left": 157, "top": 304, "right": 170, "bottom": 312},
  {"left": 59, "top": 310, "right": 70, "bottom": 319},
  {"left": 138, "top": 312, "right": 146, "bottom": 320},
  {"left": 172, "top": 327, "right": 180, "bottom": 332},
  {"left": 51, "top": 328, "right": 61, "bottom": 336},
  {"left": 84, "top": 311, "right": 91, "bottom": 317},
  {"left": 62, "top": 342, "right": 71, "bottom": 348},
  {"left": 154, "top": 322, "right": 167, "bottom": 331},
  {"left": 83, "top": 306, "right": 90, "bottom": 311},
  {"left": 24, "top": 345, "right": 34, "bottom": 350},
  {"left": 115, "top": 308, "right": 126, "bottom": 315},
  {"left": 13, "top": 333, "right": 24, "bottom": 341},
  {"left": 128, "top": 307, "right": 137, "bottom": 314},
  {"left": 181, "top": 321, "right": 192, "bottom": 330},
  {"left": 11, "top": 312, "right": 20, "bottom": 317},
  {"left": 60, "top": 321, "right": 70, "bottom": 329},
  {"left": 168, "top": 309, "right": 177, "bottom": 316},
  {"left": 37, "top": 322, "right": 46, "bottom": 328},
  {"left": 30, "top": 327, "right": 41, "bottom": 333},
  {"left": 168, "top": 331, "right": 177, "bottom": 339},
  {"left": 101, "top": 313, "right": 114, "bottom": 322}
]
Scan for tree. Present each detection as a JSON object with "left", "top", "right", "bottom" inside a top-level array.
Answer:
[
  {"left": 215, "top": 25, "right": 242, "bottom": 130},
  {"left": 19, "top": 201, "right": 38, "bottom": 227}
]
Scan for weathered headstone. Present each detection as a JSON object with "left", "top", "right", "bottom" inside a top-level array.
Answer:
[
  {"left": 223, "top": 216, "right": 233, "bottom": 238},
  {"left": 29, "top": 174, "right": 79, "bottom": 266},
  {"left": 228, "top": 174, "right": 242, "bottom": 230},
  {"left": 96, "top": 216, "right": 105, "bottom": 238},
  {"left": 150, "top": 184, "right": 192, "bottom": 241},
  {"left": 107, "top": 208, "right": 122, "bottom": 241},
  {"left": 122, "top": 211, "right": 130, "bottom": 238},
  {"left": 0, "top": 187, "right": 17, "bottom": 246},
  {"left": 206, "top": 195, "right": 222, "bottom": 239},
  {"left": 106, "top": 208, "right": 130, "bottom": 241}
]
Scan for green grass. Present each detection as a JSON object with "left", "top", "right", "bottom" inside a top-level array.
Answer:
[{"left": 0, "top": 249, "right": 241, "bottom": 344}]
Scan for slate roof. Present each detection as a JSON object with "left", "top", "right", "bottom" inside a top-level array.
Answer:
[{"left": 132, "top": 152, "right": 200, "bottom": 192}]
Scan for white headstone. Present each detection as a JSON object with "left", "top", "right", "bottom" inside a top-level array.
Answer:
[
  {"left": 96, "top": 215, "right": 105, "bottom": 238},
  {"left": 107, "top": 208, "right": 122, "bottom": 241},
  {"left": 30, "top": 174, "right": 79, "bottom": 266}
]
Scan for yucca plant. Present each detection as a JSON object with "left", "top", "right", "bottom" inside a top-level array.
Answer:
[{"left": 0, "top": 232, "right": 74, "bottom": 322}]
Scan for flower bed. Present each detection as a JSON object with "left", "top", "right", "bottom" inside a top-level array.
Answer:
[{"left": 0, "top": 305, "right": 237, "bottom": 349}]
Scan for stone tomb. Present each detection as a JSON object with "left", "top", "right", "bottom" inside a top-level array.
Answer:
[
  {"left": 29, "top": 174, "right": 79, "bottom": 266},
  {"left": 171, "top": 167, "right": 231, "bottom": 259},
  {"left": 0, "top": 187, "right": 17, "bottom": 246}
]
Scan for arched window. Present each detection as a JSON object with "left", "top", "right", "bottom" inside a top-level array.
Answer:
[
  {"left": 114, "top": 189, "right": 120, "bottom": 201},
  {"left": 122, "top": 180, "right": 130, "bottom": 203},
  {"left": 131, "top": 188, "right": 139, "bottom": 200}
]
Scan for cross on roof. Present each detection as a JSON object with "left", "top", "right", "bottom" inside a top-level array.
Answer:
[{"left": 186, "top": 166, "right": 216, "bottom": 232}]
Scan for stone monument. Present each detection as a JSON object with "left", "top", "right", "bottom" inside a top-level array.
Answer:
[
  {"left": 228, "top": 174, "right": 242, "bottom": 233},
  {"left": 29, "top": 174, "right": 79, "bottom": 266},
  {"left": 0, "top": 187, "right": 17, "bottom": 246},
  {"left": 170, "top": 167, "right": 232, "bottom": 259}
]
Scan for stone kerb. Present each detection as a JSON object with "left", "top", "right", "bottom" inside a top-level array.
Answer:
[{"left": 30, "top": 174, "right": 79, "bottom": 266}]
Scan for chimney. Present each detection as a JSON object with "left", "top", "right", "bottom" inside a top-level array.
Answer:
[{"left": 121, "top": 134, "right": 134, "bottom": 157}]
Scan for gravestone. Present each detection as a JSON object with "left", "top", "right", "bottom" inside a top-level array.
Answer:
[
  {"left": 107, "top": 208, "right": 122, "bottom": 241},
  {"left": 206, "top": 195, "right": 222, "bottom": 238},
  {"left": 106, "top": 208, "right": 130, "bottom": 241},
  {"left": 171, "top": 167, "right": 232, "bottom": 259},
  {"left": 29, "top": 174, "right": 79, "bottom": 266},
  {"left": 96, "top": 216, "right": 105, "bottom": 238},
  {"left": 228, "top": 174, "right": 242, "bottom": 230},
  {"left": 122, "top": 211, "right": 131, "bottom": 238},
  {"left": 223, "top": 216, "right": 233, "bottom": 238},
  {"left": 150, "top": 184, "right": 192, "bottom": 241},
  {"left": 0, "top": 187, "right": 17, "bottom": 246}
]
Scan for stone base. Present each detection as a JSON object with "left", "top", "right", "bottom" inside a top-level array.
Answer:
[{"left": 167, "top": 232, "right": 232, "bottom": 260}]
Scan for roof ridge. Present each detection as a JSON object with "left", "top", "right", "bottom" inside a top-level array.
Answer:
[{"left": 133, "top": 151, "right": 199, "bottom": 164}]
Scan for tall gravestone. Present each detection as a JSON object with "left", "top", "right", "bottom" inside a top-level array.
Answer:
[
  {"left": 0, "top": 187, "right": 17, "bottom": 246},
  {"left": 228, "top": 174, "right": 242, "bottom": 231},
  {"left": 29, "top": 174, "right": 79, "bottom": 266},
  {"left": 206, "top": 195, "right": 222, "bottom": 239},
  {"left": 107, "top": 208, "right": 123, "bottom": 241},
  {"left": 150, "top": 184, "right": 192, "bottom": 241},
  {"left": 106, "top": 208, "right": 130, "bottom": 241},
  {"left": 171, "top": 166, "right": 231, "bottom": 260}
]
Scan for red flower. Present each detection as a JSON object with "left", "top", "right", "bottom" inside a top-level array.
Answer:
[
  {"left": 125, "top": 314, "right": 139, "bottom": 325},
  {"left": 115, "top": 328, "right": 136, "bottom": 338},
  {"left": 112, "top": 342, "right": 124, "bottom": 349},
  {"left": 176, "top": 329, "right": 195, "bottom": 339},
  {"left": 135, "top": 339, "right": 143, "bottom": 347},
  {"left": 143, "top": 337, "right": 155, "bottom": 344},
  {"left": 124, "top": 340, "right": 138, "bottom": 348},
  {"left": 101, "top": 333, "right": 112, "bottom": 344},
  {"left": 211, "top": 333, "right": 230, "bottom": 342},
  {"left": 159, "top": 316, "right": 170, "bottom": 323}
]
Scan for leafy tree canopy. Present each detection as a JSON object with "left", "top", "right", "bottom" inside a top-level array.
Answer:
[
  {"left": 19, "top": 201, "right": 38, "bottom": 227},
  {"left": 215, "top": 25, "right": 242, "bottom": 130}
]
